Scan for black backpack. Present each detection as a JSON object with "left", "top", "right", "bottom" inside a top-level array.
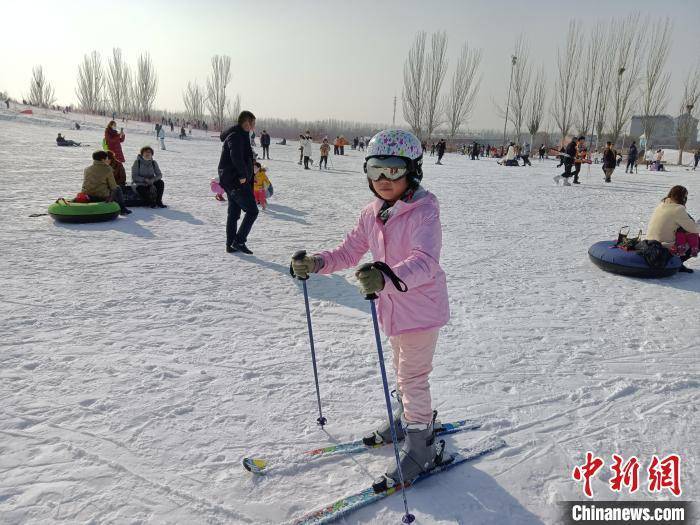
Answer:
[{"left": 635, "top": 240, "right": 672, "bottom": 269}]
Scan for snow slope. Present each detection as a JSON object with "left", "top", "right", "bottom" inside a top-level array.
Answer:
[{"left": 0, "top": 108, "right": 698, "bottom": 524}]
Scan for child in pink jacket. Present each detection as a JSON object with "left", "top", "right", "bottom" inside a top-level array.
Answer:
[{"left": 290, "top": 129, "right": 450, "bottom": 487}]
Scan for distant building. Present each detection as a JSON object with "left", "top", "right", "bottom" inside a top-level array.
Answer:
[{"left": 630, "top": 114, "right": 698, "bottom": 147}]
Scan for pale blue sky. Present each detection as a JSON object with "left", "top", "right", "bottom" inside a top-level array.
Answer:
[{"left": 2, "top": 0, "right": 698, "bottom": 129}]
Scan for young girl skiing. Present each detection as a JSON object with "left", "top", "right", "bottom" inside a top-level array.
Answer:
[
  {"left": 252, "top": 161, "right": 271, "bottom": 209},
  {"left": 290, "top": 129, "right": 450, "bottom": 488}
]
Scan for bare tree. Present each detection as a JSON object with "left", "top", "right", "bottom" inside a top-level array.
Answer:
[
  {"left": 507, "top": 36, "right": 532, "bottom": 143},
  {"left": 225, "top": 93, "right": 242, "bottom": 128},
  {"left": 75, "top": 51, "right": 104, "bottom": 113},
  {"left": 132, "top": 52, "right": 158, "bottom": 119},
  {"left": 422, "top": 31, "right": 449, "bottom": 140},
  {"left": 106, "top": 48, "right": 132, "bottom": 116},
  {"left": 206, "top": 55, "right": 232, "bottom": 131},
  {"left": 552, "top": 20, "right": 582, "bottom": 142},
  {"left": 576, "top": 25, "right": 605, "bottom": 138},
  {"left": 402, "top": 32, "right": 427, "bottom": 137},
  {"left": 592, "top": 25, "right": 617, "bottom": 149},
  {"left": 526, "top": 66, "right": 546, "bottom": 146},
  {"left": 183, "top": 81, "right": 205, "bottom": 123},
  {"left": 608, "top": 14, "right": 645, "bottom": 145},
  {"left": 28, "top": 65, "right": 56, "bottom": 107},
  {"left": 443, "top": 43, "right": 482, "bottom": 138},
  {"left": 676, "top": 66, "right": 700, "bottom": 164},
  {"left": 640, "top": 17, "right": 672, "bottom": 147}
]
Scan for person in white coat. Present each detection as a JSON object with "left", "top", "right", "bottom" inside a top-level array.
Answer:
[
  {"left": 499, "top": 142, "right": 518, "bottom": 166},
  {"left": 158, "top": 126, "right": 166, "bottom": 150},
  {"left": 301, "top": 134, "right": 314, "bottom": 169}
]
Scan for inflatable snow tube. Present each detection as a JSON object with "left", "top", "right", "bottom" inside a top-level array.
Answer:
[
  {"left": 588, "top": 240, "right": 681, "bottom": 278},
  {"left": 48, "top": 200, "right": 120, "bottom": 223}
]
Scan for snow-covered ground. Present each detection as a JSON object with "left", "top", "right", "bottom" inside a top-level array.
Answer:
[{"left": 0, "top": 108, "right": 698, "bottom": 524}]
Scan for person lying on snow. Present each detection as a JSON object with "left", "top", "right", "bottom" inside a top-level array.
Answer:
[
  {"left": 56, "top": 133, "right": 80, "bottom": 147},
  {"left": 646, "top": 185, "right": 698, "bottom": 273},
  {"left": 131, "top": 146, "right": 167, "bottom": 208},
  {"left": 81, "top": 150, "right": 131, "bottom": 215}
]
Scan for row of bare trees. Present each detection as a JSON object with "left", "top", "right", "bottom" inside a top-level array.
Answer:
[
  {"left": 181, "top": 55, "right": 242, "bottom": 131},
  {"left": 495, "top": 15, "right": 697, "bottom": 162},
  {"left": 555, "top": 15, "right": 699, "bottom": 162},
  {"left": 72, "top": 48, "right": 158, "bottom": 119},
  {"left": 25, "top": 52, "right": 240, "bottom": 130},
  {"left": 403, "top": 31, "right": 482, "bottom": 140}
]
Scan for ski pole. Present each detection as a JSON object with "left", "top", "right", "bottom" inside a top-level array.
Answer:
[
  {"left": 291, "top": 250, "right": 327, "bottom": 427},
  {"left": 361, "top": 262, "right": 414, "bottom": 524}
]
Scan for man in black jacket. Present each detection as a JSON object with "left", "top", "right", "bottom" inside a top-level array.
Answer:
[
  {"left": 218, "top": 110, "right": 258, "bottom": 254},
  {"left": 625, "top": 141, "right": 638, "bottom": 173},
  {"left": 553, "top": 136, "right": 580, "bottom": 186},
  {"left": 260, "top": 129, "right": 271, "bottom": 159},
  {"left": 436, "top": 139, "right": 447, "bottom": 164},
  {"left": 602, "top": 141, "right": 616, "bottom": 183}
]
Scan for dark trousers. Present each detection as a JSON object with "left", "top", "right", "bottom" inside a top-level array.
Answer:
[
  {"left": 573, "top": 163, "right": 581, "bottom": 182},
  {"left": 304, "top": 156, "right": 311, "bottom": 169},
  {"left": 521, "top": 155, "right": 531, "bottom": 166},
  {"left": 89, "top": 187, "right": 126, "bottom": 210},
  {"left": 136, "top": 180, "right": 165, "bottom": 205},
  {"left": 320, "top": 155, "right": 328, "bottom": 169},
  {"left": 339, "top": 146, "right": 344, "bottom": 155},
  {"left": 226, "top": 184, "right": 259, "bottom": 246},
  {"left": 299, "top": 148, "right": 304, "bottom": 163},
  {"left": 333, "top": 145, "right": 338, "bottom": 154},
  {"left": 694, "top": 155, "right": 699, "bottom": 169},
  {"left": 262, "top": 145, "right": 270, "bottom": 159},
  {"left": 625, "top": 159, "right": 635, "bottom": 172},
  {"left": 561, "top": 162, "right": 573, "bottom": 178}
]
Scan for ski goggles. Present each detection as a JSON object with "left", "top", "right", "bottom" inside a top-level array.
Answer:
[{"left": 364, "top": 156, "right": 413, "bottom": 181}]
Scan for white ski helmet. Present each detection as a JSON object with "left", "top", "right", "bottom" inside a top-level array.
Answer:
[{"left": 365, "top": 129, "right": 423, "bottom": 185}]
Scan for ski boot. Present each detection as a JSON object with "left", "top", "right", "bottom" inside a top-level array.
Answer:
[
  {"left": 362, "top": 390, "right": 405, "bottom": 446},
  {"left": 372, "top": 414, "right": 452, "bottom": 494}
]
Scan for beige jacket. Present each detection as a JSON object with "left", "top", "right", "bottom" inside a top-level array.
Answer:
[
  {"left": 646, "top": 199, "right": 698, "bottom": 247},
  {"left": 82, "top": 161, "right": 117, "bottom": 199}
]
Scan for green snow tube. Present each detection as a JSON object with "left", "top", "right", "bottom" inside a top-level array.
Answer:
[{"left": 48, "top": 199, "right": 120, "bottom": 223}]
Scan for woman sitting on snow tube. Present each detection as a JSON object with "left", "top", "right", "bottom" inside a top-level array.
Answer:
[
  {"left": 646, "top": 185, "right": 698, "bottom": 274},
  {"left": 82, "top": 150, "right": 131, "bottom": 215},
  {"left": 498, "top": 143, "right": 519, "bottom": 166},
  {"left": 131, "top": 146, "right": 167, "bottom": 208}
]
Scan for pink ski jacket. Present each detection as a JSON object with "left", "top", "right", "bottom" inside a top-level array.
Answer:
[{"left": 316, "top": 191, "right": 450, "bottom": 336}]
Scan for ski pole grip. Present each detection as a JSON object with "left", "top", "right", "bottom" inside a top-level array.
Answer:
[{"left": 290, "top": 250, "right": 309, "bottom": 281}]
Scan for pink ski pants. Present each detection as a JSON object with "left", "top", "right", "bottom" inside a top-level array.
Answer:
[{"left": 390, "top": 329, "right": 439, "bottom": 425}]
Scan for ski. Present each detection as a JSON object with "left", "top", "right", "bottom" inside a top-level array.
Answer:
[
  {"left": 287, "top": 434, "right": 506, "bottom": 525},
  {"left": 242, "top": 419, "right": 481, "bottom": 475}
]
